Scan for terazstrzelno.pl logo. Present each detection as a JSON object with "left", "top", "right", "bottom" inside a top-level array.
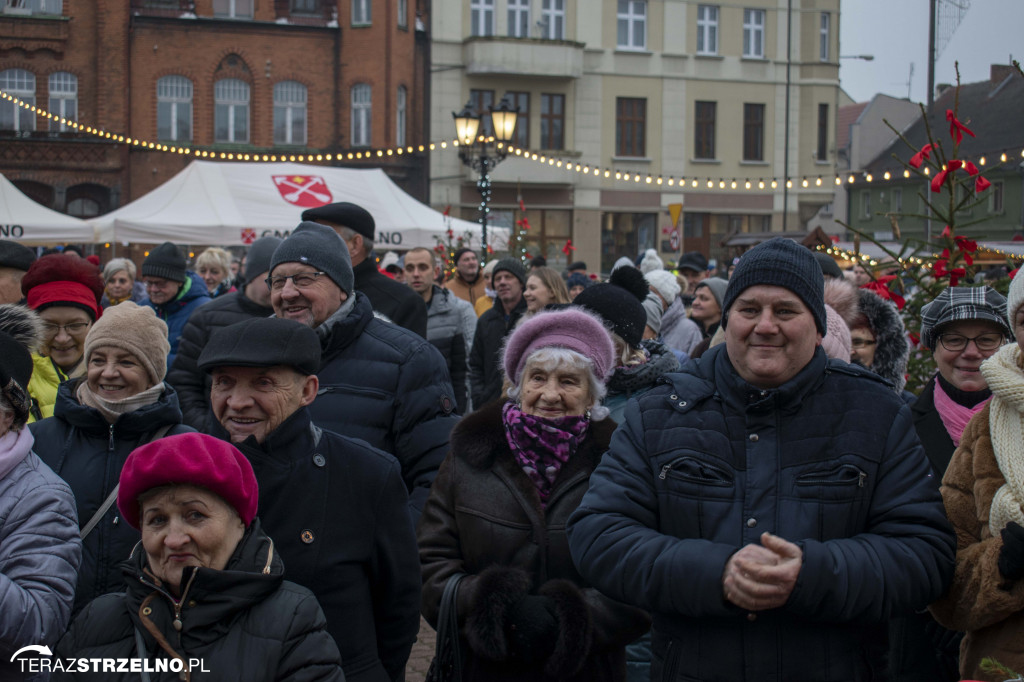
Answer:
[{"left": 10, "top": 645, "right": 209, "bottom": 674}]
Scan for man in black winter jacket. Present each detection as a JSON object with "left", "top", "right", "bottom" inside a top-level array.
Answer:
[
  {"left": 167, "top": 236, "right": 281, "bottom": 431},
  {"left": 199, "top": 316, "right": 421, "bottom": 682},
  {"left": 303, "top": 201, "right": 428, "bottom": 338},
  {"left": 567, "top": 238, "right": 955, "bottom": 682},
  {"left": 468, "top": 257, "right": 527, "bottom": 407}
]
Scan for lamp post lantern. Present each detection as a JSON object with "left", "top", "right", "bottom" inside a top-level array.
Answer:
[{"left": 453, "top": 96, "right": 519, "bottom": 259}]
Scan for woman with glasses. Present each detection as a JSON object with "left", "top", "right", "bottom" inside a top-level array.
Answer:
[
  {"left": 20, "top": 254, "right": 104, "bottom": 421},
  {"left": 30, "top": 302, "right": 192, "bottom": 616},
  {"left": 930, "top": 274, "right": 1024, "bottom": 680},
  {"left": 914, "top": 286, "right": 1012, "bottom": 478},
  {"left": 848, "top": 287, "right": 911, "bottom": 397}
]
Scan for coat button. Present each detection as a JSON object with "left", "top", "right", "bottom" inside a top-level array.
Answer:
[
  {"left": 746, "top": 518, "right": 757, "bottom": 528},
  {"left": 679, "top": 401, "right": 687, "bottom": 407},
  {"left": 747, "top": 612, "right": 757, "bottom": 622},
  {"left": 301, "top": 529, "right": 315, "bottom": 544},
  {"left": 142, "top": 606, "right": 152, "bottom": 615},
  {"left": 313, "top": 454, "right": 326, "bottom": 467},
  {"left": 670, "top": 394, "right": 678, "bottom": 400},
  {"left": 749, "top": 434, "right": 759, "bottom": 442}
]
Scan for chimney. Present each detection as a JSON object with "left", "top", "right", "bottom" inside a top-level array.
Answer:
[{"left": 992, "top": 64, "right": 1014, "bottom": 84}]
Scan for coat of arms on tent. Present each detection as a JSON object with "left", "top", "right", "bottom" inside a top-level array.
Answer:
[{"left": 272, "top": 175, "right": 333, "bottom": 208}]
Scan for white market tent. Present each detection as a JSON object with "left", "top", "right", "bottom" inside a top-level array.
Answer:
[
  {"left": 89, "top": 161, "right": 508, "bottom": 250},
  {"left": 0, "top": 173, "right": 97, "bottom": 244}
]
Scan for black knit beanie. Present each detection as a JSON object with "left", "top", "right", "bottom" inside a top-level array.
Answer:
[
  {"left": 722, "top": 238, "right": 826, "bottom": 335},
  {"left": 492, "top": 258, "right": 527, "bottom": 287},
  {"left": 574, "top": 266, "right": 648, "bottom": 347},
  {"left": 243, "top": 236, "right": 284, "bottom": 282},
  {"left": 141, "top": 242, "right": 187, "bottom": 283},
  {"left": 269, "top": 221, "right": 354, "bottom": 294}
]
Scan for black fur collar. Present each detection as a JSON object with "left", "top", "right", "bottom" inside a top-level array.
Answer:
[{"left": 452, "top": 400, "right": 617, "bottom": 471}]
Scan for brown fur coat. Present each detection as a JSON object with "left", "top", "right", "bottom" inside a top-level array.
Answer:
[{"left": 931, "top": 402, "right": 1024, "bottom": 681}]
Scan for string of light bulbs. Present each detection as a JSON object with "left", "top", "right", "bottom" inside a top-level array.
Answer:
[{"left": 4, "top": 88, "right": 1024, "bottom": 192}]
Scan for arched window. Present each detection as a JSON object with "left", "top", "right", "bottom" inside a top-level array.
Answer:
[
  {"left": 214, "top": 78, "right": 250, "bottom": 143},
  {"left": 157, "top": 76, "right": 193, "bottom": 142},
  {"left": 396, "top": 85, "right": 407, "bottom": 148},
  {"left": 273, "top": 81, "right": 307, "bottom": 146},
  {"left": 48, "top": 72, "right": 77, "bottom": 132},
  {"left": 0, "top": 69, "right": 36, "bottom": 132},
  {"left": 351, "top": 84, "right": 371, "bottom": 147}
]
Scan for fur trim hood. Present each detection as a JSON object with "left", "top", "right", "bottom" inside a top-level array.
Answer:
[
  {"left": 856, "top": 289, "right": 909, "bottom": 393},
  {"left": 0, "top": 303, "right": 44, "bottom": 354}
]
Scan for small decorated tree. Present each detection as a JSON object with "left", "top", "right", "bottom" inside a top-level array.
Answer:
[{"left": 433, "top": 206, "right": 477, "bottom": 280}]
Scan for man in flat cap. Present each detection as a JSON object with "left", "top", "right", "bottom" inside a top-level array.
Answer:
[
  {"left": 0, "top": 240, "right": 36, "bottom": 304},
  {"left": 267, "top": 221, "right": 459, "bottom": 517},
  {"left": 168, "top": 236, "right": 283, "bottom": 430},
  {"left": 199, "top": 316, "right": 420, "bottom": 682},
  {"left": 302, "top": 201, "right": 428, "bottom": 338}
]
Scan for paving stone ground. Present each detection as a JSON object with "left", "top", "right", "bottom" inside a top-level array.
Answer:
[{"left": 405, "top": 617, "right": 436, "bottom": 682}]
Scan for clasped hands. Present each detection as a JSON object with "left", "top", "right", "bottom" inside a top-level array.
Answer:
[{"left": 722, "top": 532, "right": 803, "bottom": 612}]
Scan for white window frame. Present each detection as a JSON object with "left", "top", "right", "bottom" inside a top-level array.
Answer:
[
  {"left": 397, "top": 0, "right": 407, "bottom": 28},
  {"left": 617, "top": 0, "right": 647, "bottom": 51},
  {"left": 470, "top": 0, "right": 494, "bottom": 37},
  {"left": 507, "top": 0, "right": 529, "bottom": 38},
  {"left": 351, "top": 83, "right": 371, "bottom": 147},
  {"left": 989, "top": 180, "right": 1005, "bottom": 214},
  {"left": 819, "top": 13, "right": 830, "bottom": 61},
  {"left": 212, "top": 0, "right": 253, "bottom": 18},
  {"left": 157, "top": 75, "right": 193, "bottom": 142},
  {"left": 214, "top": 78, "right": 249, "bottom": 144},
  {"left": 48, "top": 71, "right": 76, "bottom": 132},
  {"left": 396, "top": 85, "right": 407, "bottom": 148},
  {"left": 697, "top": 5, "right": 718, "bottom": 55},
  {"left": 274, "top": 80, "right": 307, "bottom": 146},
  {"left": 742, "top": 9, "right": 764, "bottom": 58},
  {"left": 0, "top": 68, "right": 36, "bottom": 132},
  {"left": 352, "top": 0, "right": 370, "bottom": 25},
  {"left": 541, "top": 0, "right": 565, "bottom": 40}
]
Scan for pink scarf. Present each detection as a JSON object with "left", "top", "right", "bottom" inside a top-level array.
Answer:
[{"left": 933, "top": 379, "right": 990, "bottom": 447}]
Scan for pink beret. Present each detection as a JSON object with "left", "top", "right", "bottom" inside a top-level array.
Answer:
[
  {"left": 118, "top": 433, "right": 259, "bottom": 529},
  {"left": 502, "top": 307, "right": 616, "bottom": 385}
]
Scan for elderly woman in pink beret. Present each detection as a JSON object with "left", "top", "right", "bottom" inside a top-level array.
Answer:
[{"left": 418, "top": 307, "right": 650, "bottom": 682}]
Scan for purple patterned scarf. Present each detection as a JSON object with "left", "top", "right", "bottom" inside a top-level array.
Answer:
[{"left": 502, "top": 402, "right": 589, "bottom": 508}]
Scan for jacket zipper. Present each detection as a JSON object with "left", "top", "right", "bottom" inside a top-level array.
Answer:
[{"left": 797, "top": 470, "right": 866, "bottom": 487}]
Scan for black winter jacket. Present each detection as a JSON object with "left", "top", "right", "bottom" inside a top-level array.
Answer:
[
  {"left": 167, "top": 289, "right": 274, "bottom": 431},
  {"left": 468, "top": 296, "right": 526, "bottom": 407},
  {"left": 53, "top": 519, "right": 344, "bottom": 682},
  {"left": 418, "top": 402, "right": 650, "bottom": 682},
  {"left": 567, "top": 345, "right": 956, "bottom": 682},
  {"left": 911, "top": 374, "right": 958, "bottom": 478},
  {"left": 215, "top": 407, "right": 421, "bottom": 682},
  {"left": 353, "top": 257, "right": 428, "bottom": 338},
  {"left": 30, "top": 380, "right": 194, "bottom": 615},
  {"left": 310, "top": 292, "right": 459, "bottom": 517}
]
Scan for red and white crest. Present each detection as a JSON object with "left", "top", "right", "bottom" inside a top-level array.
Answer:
[
  {"left": 271, "top": 175, "right": 333, "bottom": 208},
  {"left": 240, "top": 228, "right": 257, "bottom": 245}
]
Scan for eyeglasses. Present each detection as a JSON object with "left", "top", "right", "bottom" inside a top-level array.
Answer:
[
  {"left": 266, "top": 271, "right": 327, "bottom": 291},
  {"left": 937, "top": 332, "right": 1004, "bottom": 352},
  {"left": 850, "top": 338, "right": 876, "bottom": 349},
  {"left": 41, "top": 321, "right": 90, "bottom": 337}
]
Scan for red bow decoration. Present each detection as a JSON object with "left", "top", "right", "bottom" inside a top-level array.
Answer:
[
  {"left": 487, "top": 245, "right": 494, "bottom": 255},
  {"left": 1010, "top": 268, "right": 1020, "bottom": 280},
  {"left": 932, "top": 259, "right": 967, "bottom": 287},
  {"left": 908, "top": 331, "right": 921, "bottom": 347},
  {"left": 930, "top": 159, "right": 962, "bottom": 193},
  {"left": 562, "top": 239, "right": 575, "bottom": 256},
  {"left": 443, "top": 205, "right": 451, "bottom": 216},
  {"left": 909, "top": 144, "right": 935, "bottom": 169},
  {"left": 946, "top": 110, "right": 975, "bottom": 145},
  {"left": 975, "top": 175, "right": 992, "bottom": 192},
  {"left": 516, "top": 216, "right": 531, "bottom": 231},
  {"left": 861, "top": 275, "right": 905, "bottom": 310},
  {"left": 519, "top": 198, "right": 526, "bottom": 212},
  {"left": 446, "top": 228, "right": 454, "bottom": 239}
]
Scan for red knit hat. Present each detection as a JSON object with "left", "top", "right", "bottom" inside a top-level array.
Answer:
[{"left": 117, "top": 433, "right": 259, "bottom": 529}]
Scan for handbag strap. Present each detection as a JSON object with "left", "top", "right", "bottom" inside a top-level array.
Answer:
[
  {"left": 79, "top": 423, "right": 176, "bottom": 540},
  {"left": 434, "top": 573, "right": 466, "bottom": 680},
  {"left": 133, "top": 628, "right": 152, "bottom": 682}
]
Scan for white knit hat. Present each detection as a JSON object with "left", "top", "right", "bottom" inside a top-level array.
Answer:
[
  {"left": 640, "top": 249, "right": 664, "bottom": 274},
  {"left": 645, "top": 269, "right": 681, "bottom": 303},
  {"left": 1008, "top": 270, "right": 1024, "bottom": 329}
]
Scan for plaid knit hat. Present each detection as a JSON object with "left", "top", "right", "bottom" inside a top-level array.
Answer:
[
  {"left": 118, "top": 432, "right": 259, "bottom": 530},
  {"left": 722, "top": 238, "right": 826, "bottom": 335},
  {"left": 920, "top": 285, "right": 1010, "bottom": 349}
]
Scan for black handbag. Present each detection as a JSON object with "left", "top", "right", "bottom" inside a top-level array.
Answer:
[{"left": 425, "top": 573, "right": 467, "bottom": 682}]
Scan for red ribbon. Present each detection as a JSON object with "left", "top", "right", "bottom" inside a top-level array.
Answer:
[
  {"left": 562, "top": 239, "right": 575, "bottom": 256},
  {"left": 861, "top": 276, "right": 905, "bottom": 310},
  {"left": 946, "top": 110, "right": 975, "bottom": 145},
  {"left": 976, "top": 175, "right": 992, "bottom": 192},
  {"left": 909, "top": 144, "right": 934, "bottom": 169}
]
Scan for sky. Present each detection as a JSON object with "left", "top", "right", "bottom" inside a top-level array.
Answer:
[{"left": 839, "top": 0, "right": 1022, "bottom": 105}]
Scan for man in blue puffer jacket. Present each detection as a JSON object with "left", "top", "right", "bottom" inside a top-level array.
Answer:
[
  {"left": 141, "top": 241, "right": 211, "bottom": 368},
  {"left": 567, "top": 238, "right": 956, "bottom": 682}
]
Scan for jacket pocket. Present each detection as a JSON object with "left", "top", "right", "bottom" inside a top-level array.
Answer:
[
  {"left": 316, "top": 383, "right": 390, "bottom": 400},
  {"left": 658, "top": 455, "right": 735, "bottom": 495},
  {"left": 794, "top": 463, "right": 867, "bottom": 501}
]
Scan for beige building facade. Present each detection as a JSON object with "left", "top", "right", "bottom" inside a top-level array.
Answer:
[{"left": 430, "top": 0, "right": 843, "bottom": 272}]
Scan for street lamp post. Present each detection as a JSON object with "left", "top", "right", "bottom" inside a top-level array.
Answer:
[{"left": 453, "top": 96, "right": 519, "bottom": 260}]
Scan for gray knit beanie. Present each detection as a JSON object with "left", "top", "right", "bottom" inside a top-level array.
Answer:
[
  {"left": 269, "top": 221, "right": 354, "bottom": 294},
  {"left": 492, "top": 258, "right": 527, "bottom": 287},
  {"left": 722, "top": 238, "right": 826, "bottom": 335},
  {"left": 244, "top": 236, "right": 284, "bottom": 283}
]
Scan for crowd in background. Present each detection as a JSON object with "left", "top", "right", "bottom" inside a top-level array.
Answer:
[{"left": 0, "top": 207, "right": 1023, "bottom": 682}]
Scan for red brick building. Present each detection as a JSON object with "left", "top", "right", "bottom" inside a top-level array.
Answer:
[{"left": 0, "top": 0, "right": 429, "bottom": 232}]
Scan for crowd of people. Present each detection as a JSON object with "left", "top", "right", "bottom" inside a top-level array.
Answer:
[{"left": 0, "top": 211, "right": 1023, "bottom": 682}]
